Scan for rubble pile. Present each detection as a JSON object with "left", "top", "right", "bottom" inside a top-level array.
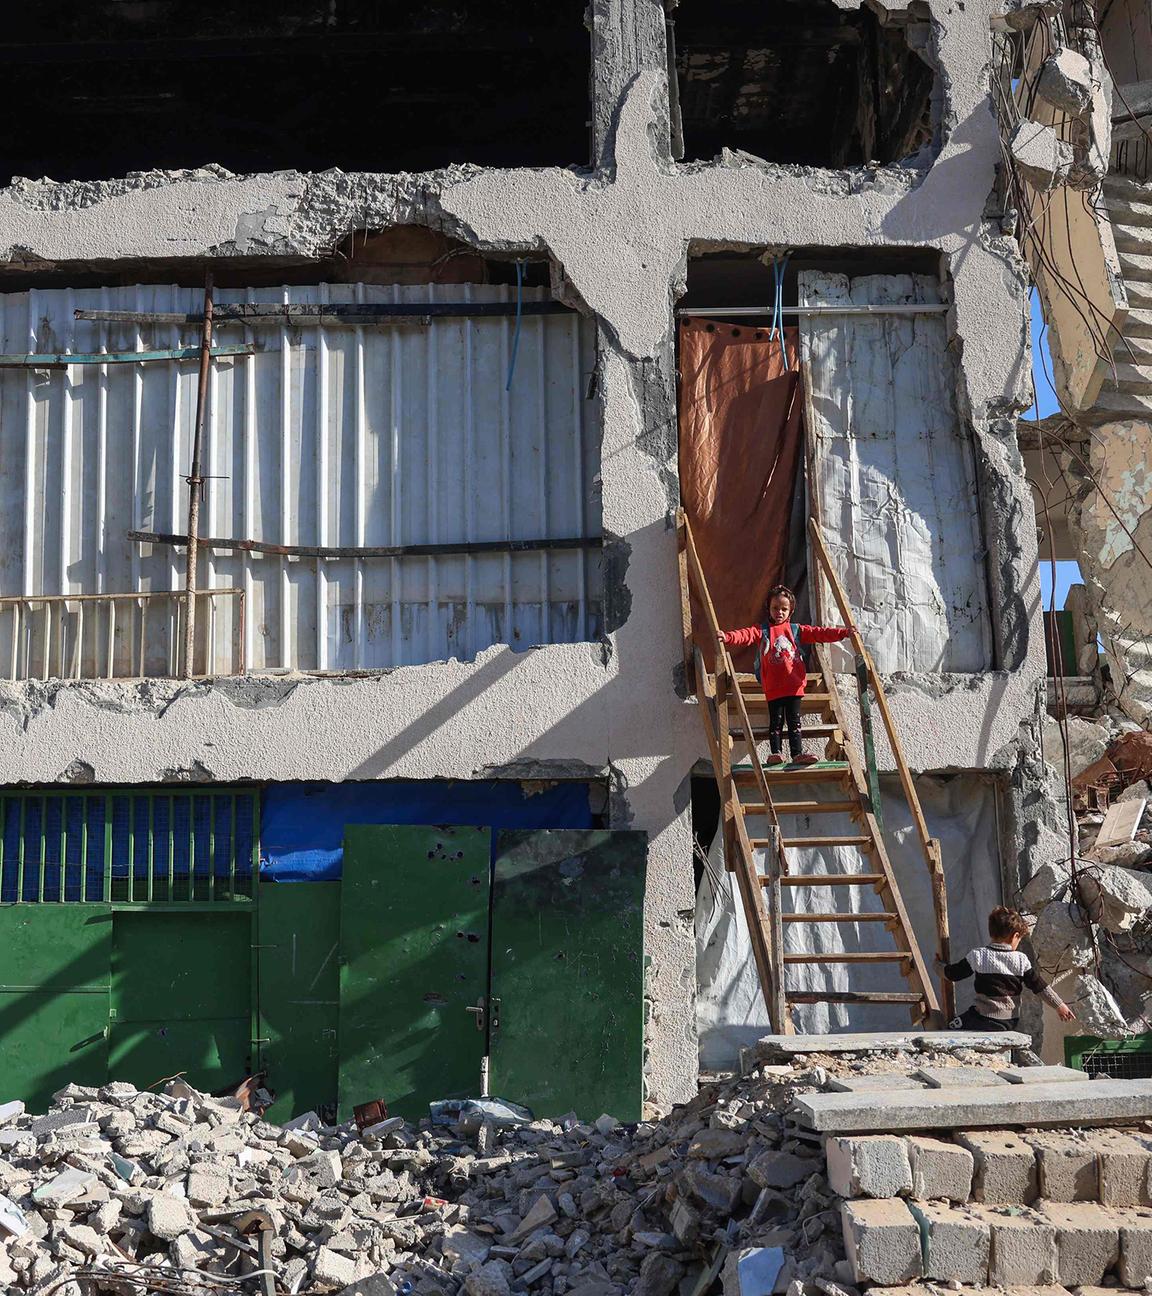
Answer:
[{"left": 0, "top": 1060, "right": 877, "bottom": 1296}]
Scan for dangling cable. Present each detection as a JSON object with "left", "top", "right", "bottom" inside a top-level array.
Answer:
[
  {"left": 505, "top": 259, "right": 525, "bottom": 392},
  {"left": 767, "top": 252, "right": 792, "bottom": 370}
]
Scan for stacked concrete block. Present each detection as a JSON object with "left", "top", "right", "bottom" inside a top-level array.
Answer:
[
  {"left": 840, "top": 1199, "right": 923, "bottom": 1285},
  {"left": 907, "top": 1136, "right": 973, "bottom": 1202},
  {"left": 1119, "top": 1207, "right": 1152, "bottom": 1286},
  {"left": 1026, "top": 1130, "right": 1098, "bottom": 1201},
  {"left": 1041, "top": 1202, "right": 1121, "bottom": 1285},
  {"left": 968, "top": 1205, "right": 1058, "bottom": 1285},
  {"left": 955, "top": 1129, "right": 1038, "bottom": 1204},
  {"left": 1096, "top": 1128, "right": 1152, "bottom": 1206},
  {"left": 826, "top": 1135, "right": 912, "bottom": 1200},
  {"left": 907, "top": 1201, "right": 989, "bottom": 1283}
]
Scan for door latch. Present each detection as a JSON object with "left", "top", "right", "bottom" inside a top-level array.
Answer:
[
  {"left": 489, "top": 997, "right": 501, "bottom": 1031},
  {"left": 465, "top": 998, "right": 486, "bottom": 1032}
]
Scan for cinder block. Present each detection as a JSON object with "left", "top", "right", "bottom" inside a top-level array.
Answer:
[
  {"left": 1027, "top": 1131, "right": 1099, "bottom": 1202},
  {"left": 968, "top": 1205, "right": 1058, "bottom": 1286},
  {"left": 840, "top": 1198, "right": 923, "bottom": 1286},
  {"left": 1040, "top": 1202, "right": 1120, "bottom": 1285},
  {"left": 956, "top": 1130, "right": 1038, "bottom": 1205},
  {"left": 907, "top": 1136, "right": 973, "bottom": 1203},
  {"left": 909, "top": 1201, "right": 989, "bottom": 1283},
  {"left": 1119, "top": 1207, "right": 1152, "bottom": 1287},
  {"left": 826, "top": 1136, "right": 912, "bottom": 1200},
  {"left": 1096, "top": 1129, "right": 1152, "bottom": 1207}
]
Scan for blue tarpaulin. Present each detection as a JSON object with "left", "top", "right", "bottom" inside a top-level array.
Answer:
[{"left": 260, "top": 780, "right": 594, "bottom": 881}]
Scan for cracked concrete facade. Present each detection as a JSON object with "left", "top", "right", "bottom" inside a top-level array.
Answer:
[{"left": 0, "top": 0, "right": 1055, "bottom": 1098}]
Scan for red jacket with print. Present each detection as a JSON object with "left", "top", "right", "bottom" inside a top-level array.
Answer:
[{"left": 720, "top": 622, "right": 852, "bottom": 699}]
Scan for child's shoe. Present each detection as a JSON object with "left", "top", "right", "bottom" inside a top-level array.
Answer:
[
  {"left": 766, "top": 754, "right": 785, "bottom": 766},
  {"left": 792, "top": 753, "right": 819, "bottom": 766}
]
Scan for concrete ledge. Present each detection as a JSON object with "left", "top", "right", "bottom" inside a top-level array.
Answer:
[{"left": 794, "top": 1079, "right": 1152, "bottom": 1133}]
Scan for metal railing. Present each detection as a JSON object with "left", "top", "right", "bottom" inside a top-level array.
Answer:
[{"left": 0, "top": 589, "right": 245, "bottom": 681}]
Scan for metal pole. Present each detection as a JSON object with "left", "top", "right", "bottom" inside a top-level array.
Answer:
[
  {"left": 676, "top": 304, "right": 951, "bottom": 317},
  {"left": 183, "top": 274, "right": 214, "bottom": 679}
]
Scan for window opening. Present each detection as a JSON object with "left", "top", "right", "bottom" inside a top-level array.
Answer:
[
  {"left": 668, "top": 0, "right": 936, "bottom": 168},
  {"left": 0, "top": 2, "right": 591, "bottom": 184}
]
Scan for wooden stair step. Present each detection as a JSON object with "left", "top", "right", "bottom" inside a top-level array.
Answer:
[
  {"left": 784, "top": 991, "right": 925, "bottom": 1005},
  {"left": 780, "top": 834, "right": 872, "bottom": 848},
  {"left": 761, "top": 763, "right": 849, "bottom": 785},
  {"left": 781, "top": 911, "right": 897, "bottom": 923},
  {"left": 740, "top": 693, "right": 834, "bottom": 713},
  {"left": 773, "top": 873, "right": 886, "bottom": 887},
  {"left": 772, "top": 800, "right": 860, "bottom": 815},
  {"left": 783, "top": 951, "right": 911, "bottom": 963}
]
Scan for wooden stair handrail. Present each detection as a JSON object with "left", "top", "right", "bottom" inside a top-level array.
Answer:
[{"left": 807, "top": 517, "right": 953, "bottom": 1015}]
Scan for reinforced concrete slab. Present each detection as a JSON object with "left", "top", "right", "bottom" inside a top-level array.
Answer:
[
  {"left": 826, "top": 1074, "right": 930, "bottom": 1093},
  {"left": 757, "top": 1031, "right": 1031, "bottom": 1059},
  {"left": 914, "top": 1067, "right": 1011, "bottom": 1088},
  {"left": 793, "top": 1078, "right": 1152, "bottom": 1133},
  {"left": 997, "top": 1066, "right": 1092, "bottom": 1085}
]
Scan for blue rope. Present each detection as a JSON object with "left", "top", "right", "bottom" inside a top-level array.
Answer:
[
  {"left": 769, "top": 253, "right": 791, "bottom": 370},
  {"left": 505, "top": 259, "right": 525, "bottom": 391}
]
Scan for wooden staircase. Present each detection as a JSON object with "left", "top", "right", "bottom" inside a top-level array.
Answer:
[{"left": 677, "top": 509, "right": 952, "bottom": 1034}]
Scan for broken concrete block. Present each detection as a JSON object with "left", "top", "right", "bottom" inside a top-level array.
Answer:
[
  {"left": 1027, "top": 1131, "right": 1099, "bottom": 1202},
  {"left": 146, "top": 1194, "right": 197, "bottom": 1241},
  {"left": 1010, "top": 119, "right": 1074, "bottom": 190},
  {"left": 302, "top": 1148, "right": 343, "bottom": 1188},
  {"left": 0, "top": 1101, "right": 24, "bottom": 1125},
  {"left": 1077, "top": 862, "right": 1152, "bottom": 932},
  {"left": 909, "top": 1201, "right": 989, "bottom": 1283},
  {"left": 1096, "top": 1129, "right": 1152, "bottom": 1207},
  {"left": 0, "top": 1193, "right": 27, "bottom": 1238},
  {"left": 1041, "top": 1202, "right": 1120, "bottom": 1285},
  {"left": 908, "top": 1136, "right": 973, "bottom": 1203},
  {"left": 1037, "top": 46, "right": 1094, "bottom": 118},
  {"left": 334, "top": 1276, "right": 397, "bottom": 1296},
  {"left": 825, "top": 1136, "right": 912, "bottom": 1200},
  {"left": 669, "top": 1197, "right": 700, "bottom": 1246},
  {"left": 956, "top": 1131, "right": 1038, "bottom": 1204},
  {"left": 1119, "top": 1208, "right": 1152, "bottom": 1286},
  {"left": 687, "top": 1128, "right": 746, "bottom": 1159},
  {"left": 747, "top": 1150, "right": 815, "bottom": 1190},
  {"left": 509, "top": 1194, "right": 557, "bottom": 1242},
  {"left": 31, "top": 1170, "right": 98, "bottom": 1208},
  {"left": 825, "top": 1074, "right": 928, "bottom": 1093},
  {"left": 313, "top": 1246, "right": 359, "bottom": 1289},
  {"left": 1032, "top": 899, "right": 1096, "bottom": 974},
  {"left": 634, "top": 1252, "right": 684, "bottom": 1296},
  {"left": 840, "top": 1199, "right": 923, "bottom": 1286},
  {"left": 185, "top": 1169, "right": 229, "bottom": 1207},
  {"left": 681, "top": 1164, "right": 742, "bottom": 1213},
  {"left": 970, "top": 1206, "right": 1058, "bottom": 1286},
  {"left": 721, "top": 1246, "right": 785, "bottom": 1296}
]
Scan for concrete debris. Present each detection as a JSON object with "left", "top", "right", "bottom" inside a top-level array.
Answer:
[
  {"left": 1009, "top": 119, "right": 1074, "bottom": 190},
  {"left": 1036, "top": 47, "right": 1095, "bottom": 118},
  {"left": 1076, "top": 861, "right": 1152, "bottom": 931},
  {"left": 0, "top": 1066, "right": 852, "bottom": 1294}
]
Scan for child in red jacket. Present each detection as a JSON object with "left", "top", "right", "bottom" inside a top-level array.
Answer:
[{"left": 721, "top": 584, "right": 853, "bottom": 766}]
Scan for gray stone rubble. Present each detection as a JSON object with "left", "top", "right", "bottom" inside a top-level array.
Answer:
[{"left": 0, "top": 1065, "right": 849, "bottom": 1296}]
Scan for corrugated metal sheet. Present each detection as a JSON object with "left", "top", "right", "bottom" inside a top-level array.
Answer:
[
  {"left": 800, "top": 272, "right": 992, "bottom": 673},
  {"left": 0, "top": 284, "right": 602, "bottom": 677}
]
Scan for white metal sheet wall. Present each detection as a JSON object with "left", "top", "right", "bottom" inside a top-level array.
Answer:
[
  {"left": 0, "top": 284, "right": 602, "bottom": 677},
  {"left": 800, "top": 272, "right": 993, "bottom": 673}
]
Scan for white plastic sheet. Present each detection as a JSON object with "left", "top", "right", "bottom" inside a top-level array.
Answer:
[
  {"left": 800, "top": 272, "right": 992, "bottom": 673},
  {"left": 696, "top": 775, "right": 1003, "bottom": 1067}
]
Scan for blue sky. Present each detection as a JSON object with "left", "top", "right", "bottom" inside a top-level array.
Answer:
[{"left": 1024, "top": 287, "right": 1081, "bottom": 607}]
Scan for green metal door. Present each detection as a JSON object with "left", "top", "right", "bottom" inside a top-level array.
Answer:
[
  {"left": 338, "top": 825, "right": 489, "bottom": 1121},
  {"left": 109, "top": 910, "right": 253, "bottom": 1089},
  {"left": 0, "top": 905, "right": 111, "bottom": 1111},
  {"left": 258, "top": 881, "right": 341, "bottom": 1121},
  {"left": 490, "top": 830, "right": 646, "bottom": 1121}
]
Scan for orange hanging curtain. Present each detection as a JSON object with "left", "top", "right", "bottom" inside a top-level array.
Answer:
[{"left": 678, "top": 318, "right": 804, "bottom": 672}]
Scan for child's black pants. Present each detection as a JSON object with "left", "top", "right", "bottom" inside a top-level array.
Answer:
[{"left": 767, "top": 696, "right": 803, "bottom": 758}]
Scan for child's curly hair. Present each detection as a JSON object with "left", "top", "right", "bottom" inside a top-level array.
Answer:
[
  {"left": 766, "top": 584, "right": 796, "bottom": 612},
  {"left": 988, "top": 906, "right": 1029, "bottom": 942}
]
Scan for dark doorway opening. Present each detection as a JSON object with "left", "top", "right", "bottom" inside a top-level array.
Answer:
[
  {"left": 0, "top": 1, "right": 591, "bottom": 185},
  {"left": 668, "top": 0, "right": 936, "bottom": 168}
]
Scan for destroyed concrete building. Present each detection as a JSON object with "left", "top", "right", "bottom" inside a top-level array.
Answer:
[{"left": 0, "top": 0, "right": 1140, "bottom": 1124}]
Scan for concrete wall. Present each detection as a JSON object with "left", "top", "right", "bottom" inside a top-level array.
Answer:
[{"left": 0, "top": 0, "right": 1054, "bottom": 1101}]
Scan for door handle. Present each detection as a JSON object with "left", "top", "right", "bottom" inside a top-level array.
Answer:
[{"left": 465, "top": 999, "right": 486, "bottom": 1032}]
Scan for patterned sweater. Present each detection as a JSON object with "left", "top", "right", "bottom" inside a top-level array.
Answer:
[{"left": 944, "top": 942, "right": 1064, "bottom": 1021}]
